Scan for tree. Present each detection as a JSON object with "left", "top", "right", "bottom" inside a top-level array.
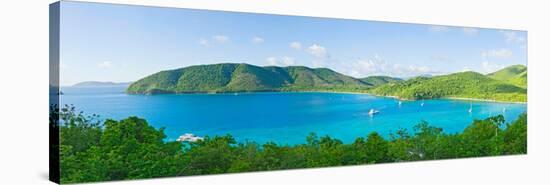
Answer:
[
  {"left": 364, "top": 132, "right": 388, "bottom": 163},
  {"left": 412, "top": 121, "right": 444, "bottom": 160},
  {"left": 502, "top": 114, "right": 527, "bottom": 154},
  {"left": 316, "top": 136, "right": 344, "bottom": 167},
  {"left": 59, "top": 105, "right": 102, "bottom": 155},
  {"left": 182, "top": 135, "right": 237, "bottom": 175},
  {"left": 387, "top": 128, "right": 413, "bottom": 161},
  {"left": 461, "top": 116, "right": 504, "bottom": 157}
]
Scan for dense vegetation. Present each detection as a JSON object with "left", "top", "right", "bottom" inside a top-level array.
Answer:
[
  {"left": 58, "top": 105, "right": 527, "bottom": 184},
  {"left": 360, "top": 76, "right": 403, "bottom": 86},
  {"left": 487, "top": 65, "right": 527, "bottom": 88},
  {"left": 370, "top": 71, "right": 527, "bottom": 102},
  {"left": 126, "top": 63, "right": 370, "bottom": 94},
  {"left": 126, "top": 63, "right": 526, "bottom": 103}
]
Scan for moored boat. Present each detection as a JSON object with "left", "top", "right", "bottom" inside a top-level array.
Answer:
[{"left": 176, "top": 133, "right": 204, "bottom": 142}]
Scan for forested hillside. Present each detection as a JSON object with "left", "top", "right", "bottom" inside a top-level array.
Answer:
[
  {"left": 127, "top": 63, "right": 527, "bottom": 102},
  {"left": 370, "top": 71, "right": 527, "bottom": 102},
  {"left": 360, "top": 76, "right": 403, "bottom": 86},
  {"left": 126, "top": 63, "right": 369, "bottom": 94}
]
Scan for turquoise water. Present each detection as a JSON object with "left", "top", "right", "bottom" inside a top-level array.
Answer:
[{"left": 60, "top": 86, "right": 527, "bottom": 145}]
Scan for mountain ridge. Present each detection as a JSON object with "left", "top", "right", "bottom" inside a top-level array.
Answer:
[
  {"left": 487, "top": 64, "right": 527, "bottom": 88},
  {"left": 126, "top": 63, "right": 527, "bottom": 102},
  {"left": 126, "top": 63, "right": 370, "bottom": 94}
]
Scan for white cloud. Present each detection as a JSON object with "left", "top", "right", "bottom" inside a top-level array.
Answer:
[
  {"left": 346, "top": 54, "right": 440, "bottom": 78},
  {"left": 198, "top": 35, "right": 229, "bottom": 46},
  {"left": 307, "top": 44, "right": 328, "bottom": 58},
  {"left": 289, "top": 41, "right": 302, "bottom": 50},
  {"left": 266, "top": 56, "right": 296, "bottom": 66},
  {"left": 500, "top": 30, "right": 525, "bottom": 43},
  {"left": 198, "top": 38, "right": 209, "bottom": 46},
  {"left": 281, "top": 57, "right": 296, "bottom": 65},
  {"left": 429, "top": 25, "right": 450, "bottom": 32},
  {"left": 462, "top": 27, "right": 479, "bottom": 35},
  {"left": 481, "top": 61, "right": 505, "bottom": 74},
  {"left": 266, "top": 57, "right": 277, "bottom": 65},
  {"left": 212, "top": 35, "right": 229, "bottom": 43},
  {"left": 251, "top": 36, "right": 264, "bottom": 44},
  {"left": 482, "top": 48, "right": 513, "bottom": 58},
  {"left": 97, "top": 61, "right": 113, "bottom": 68},
  {"left": 479, "top": 48, "right": 513, "bottom": 73}
]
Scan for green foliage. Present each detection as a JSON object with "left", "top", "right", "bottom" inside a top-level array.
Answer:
[
  {"left": 127, "top": 63, "right": 526, "bottom": 103},
  {"left": 126, "top": 63, "right": 370, "bottom": 94},
  {"left": 502, "top": 114, "right": 527, "bottom": 154},
  {"left": 59, "top": 106, "right": 185, "bottom": 183},
  {"left": 459, "top": 115, "right": 505, "bottom": 156},
  {"left": 360, "top": 76, "right": 403, "bottom": 86},
  {"left": 487, "top": 64, "right": 527, "bottom": 88},
  {"left": 370, "top": 71, "right": 527, "bottom": 102},
  {"left": 363, "top": 132, "right": 389, "bottom": 163},
  {"left": 59, "top": 105, "right": 102, "bottom": 155},
  {"left": 60, "top": 107, "right": 527, "bottom": 184}
]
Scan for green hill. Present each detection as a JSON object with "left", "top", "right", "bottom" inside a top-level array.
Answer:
[
  {"left": 360, "top": 76, "right": 403, "bottom": 86},
  {"left": 370, "top": 71, "right": 527, "bottom": 102},
  {"left": 127, "top": 63, "right": 527, "bottom": 102},
  {"left": 487, "top": 65, "right": 527, "bottom": 88},
  {"left": 127, "top": 63, "right": 370, "bottom": 94}
]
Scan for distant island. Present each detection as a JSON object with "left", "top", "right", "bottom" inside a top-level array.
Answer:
[
  {"left": 73, "top": 81, "right": 132, "bottom": 87},
  {"left": 126, "top": 63, "right": 527, "bottom": 102}
]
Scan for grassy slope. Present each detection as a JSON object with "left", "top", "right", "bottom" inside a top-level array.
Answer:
[
  {"left": 370, "top": 71, "right": 527, "bottom": 102},
  {"left": 487, "top": 64, "right": 527, "bottom": 88}
]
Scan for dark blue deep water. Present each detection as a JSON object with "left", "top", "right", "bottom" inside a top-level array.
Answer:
[{"left": 60, "top": 86, "right": 527, "bottom": 145}]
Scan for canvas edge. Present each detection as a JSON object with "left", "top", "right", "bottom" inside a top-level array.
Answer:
[{"left": 49, "top": 1, "right": 61, "bottom": 184}]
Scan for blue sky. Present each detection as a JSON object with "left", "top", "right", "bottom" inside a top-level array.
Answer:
[{"left": 59, "top": 1, "right": 527, "bottom": 86}]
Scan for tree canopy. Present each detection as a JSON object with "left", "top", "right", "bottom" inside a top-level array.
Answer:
[{"left": 58, "top": 106, "right": 527, "bottom": 183}]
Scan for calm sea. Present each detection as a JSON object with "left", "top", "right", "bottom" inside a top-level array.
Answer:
[{"left": 60, "top": 86, "right": 527, "bottom": 145}]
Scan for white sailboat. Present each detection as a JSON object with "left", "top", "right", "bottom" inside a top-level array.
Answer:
[{"left": 368, "top": 109, "right": 380, "bottom": 116}]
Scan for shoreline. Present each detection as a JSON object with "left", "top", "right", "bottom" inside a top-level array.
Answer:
[
  {"left": 442, "top": 97, "right": 527, "bottom": 104},
  {"left": 127, "top": 89, "right": 526, "bottom": 104}
]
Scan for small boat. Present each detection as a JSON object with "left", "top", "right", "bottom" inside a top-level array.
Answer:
[
  {"left": 468, "top": 102, "right": 473, "bottom": 113},
  {"left": 176, "top": 133, "right": 204, "bottom": 142},
  {"left": 398, "top": 101, "right": 402, "bottom": 106},
  {"left": 368, "top": 109, "right": 380, "bottom": 116}
]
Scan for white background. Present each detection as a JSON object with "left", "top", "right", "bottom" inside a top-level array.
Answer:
[{"left": 0, "top": 0, "right": 549, "bottom": 184}]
